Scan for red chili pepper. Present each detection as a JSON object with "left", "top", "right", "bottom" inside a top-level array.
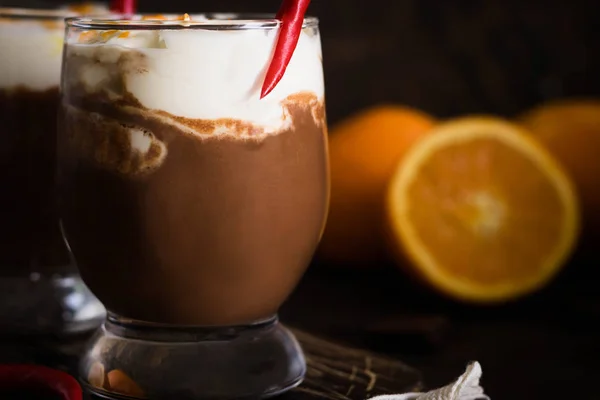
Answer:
[
  {"left": 0, "top": 364, "right": 82, "bottom": 400},
  {"left": 261, "top": 0, "right": 312, "bottom": 99},
  {"left": 110, "top": 0, "right": 136, "bottom": 14}
]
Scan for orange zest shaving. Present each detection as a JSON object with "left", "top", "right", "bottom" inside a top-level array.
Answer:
[
  {"left": 76, "top": 13, "right": 195, "bottom": 44},
  {"left": 67, "top": 3, "right": 97, "bottom": 13},
  {"left": 41, "top": 20, "right": 63, "bottom": 30},
  {"left": 77, "top": 29, "right": 131, "bottom": 43},
  {"left": 141, "top": 13, "right": 192, "bottom": 21},
  {"left": 175, "top": 13, "right": 192, "bottom": 21},
  {"left": 100, "top": 30, "right": 118, "bottom": 39},
  {"left": 78, "top": 31, "right": 98, "bottom": 43},
  {"left": 141, "top": 14, "right": 167, "bottom": 20}
]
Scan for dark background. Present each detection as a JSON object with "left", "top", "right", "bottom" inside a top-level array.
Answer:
[
  {"left": 6, "top": 0, "right": 600, "bottom": 398},
  {"left": 141, "top": 0, "right": 600, "bottom": 124},
  {"left": 10, "top": 0, "right": 600, "bottom": 124}
]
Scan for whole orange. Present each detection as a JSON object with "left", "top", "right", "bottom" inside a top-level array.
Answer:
[
  {"left": 318, "top": 105, "right": 436, "bottom": 267},
  {"left": 520, "top": 99, "right": 600, "bottom": 240}
]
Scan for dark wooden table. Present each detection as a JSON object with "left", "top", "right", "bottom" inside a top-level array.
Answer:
[
  {"left": 0, "top": 327, "right": 422, "bottom": 400},
  {"left": 0, "top": 299, "right": 422, "bottom": 400},
  {"left": 281, "top": 254, "right": 600, "bottom": 400},
  {"left": 1, "top": 328, "right": 422, "bottom": 399},
  {"left": 3, "top": 253, "right": 598, "bottom": 399}
]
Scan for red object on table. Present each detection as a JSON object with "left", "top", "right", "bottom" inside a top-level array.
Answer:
[{"left": 0, "top": 364, "right": 83, "bottom": 400}]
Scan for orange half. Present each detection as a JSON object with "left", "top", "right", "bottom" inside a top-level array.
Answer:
[{"left": 386, "top": 117, "right": 580, "bottom": 303}]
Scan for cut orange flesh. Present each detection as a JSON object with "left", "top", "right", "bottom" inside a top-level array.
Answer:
[{"left": 386, "top": 117, "right": 580, "bottom": 302}]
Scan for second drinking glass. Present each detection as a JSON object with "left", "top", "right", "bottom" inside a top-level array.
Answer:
[{"left": 0, "top": 6, "right": 106, "bottom": 336}]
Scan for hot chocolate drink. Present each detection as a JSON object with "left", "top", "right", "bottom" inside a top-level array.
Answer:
[
  {"left": 0, "top": 87, "right": 68, "bottom": 273},
  {"left": 60, "top": 16, "right": 328, "bottom": 326},
  {"left": 60, "top": 96, "right": 327, "bottom": 325},
  {"left": 59, "top": 14, "right": 328, "bottom": 398},
  {"left": 0, "top": 12, "right": 68, "bottom": 273},
  {"left": 0, "top": 7, "right": 106, "bottom": 334}
]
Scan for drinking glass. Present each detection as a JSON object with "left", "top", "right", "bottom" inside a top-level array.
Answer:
[
  {"left": 59, "top": 13, "right": 329, "bottom": 399},
  {"left": 0, "top": 7, "right": 105, "bottom": 335}
]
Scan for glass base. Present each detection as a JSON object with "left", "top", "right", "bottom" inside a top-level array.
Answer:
[
  {"left": 0, "top": 273, "right": 105, "bottom": 336},
  {"left": 81, "top": 314, "right": 306, "bottom": 400}
]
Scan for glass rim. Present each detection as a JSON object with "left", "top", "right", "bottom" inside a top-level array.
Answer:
[
  {"left": 0, "top": 7, "right": 77, "bottom": 20},
  {"left": 66, "top": 13, "right": 319, "bottom": 31}
]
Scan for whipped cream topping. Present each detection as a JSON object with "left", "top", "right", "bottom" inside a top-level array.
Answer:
[
  {"left": 0, "top": 18, "right": 65, "bottom": 90},
  {"left": 0, "top": 6, "right": 109, "bottom": 91},
  {"left": 64, "top": 15, "right": 325, "bottom": 133}
]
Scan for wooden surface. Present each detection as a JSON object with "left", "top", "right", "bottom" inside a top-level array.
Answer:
[
  {"left": 3, "top": 260, "right": 599, "bottom": 400},
  {"left": 286, "top": 330, "right": 421, "bottom": 399},
  {"left": 2, "top": 260, "right": 599, "bottom": 400},
  {"left": 280, "top": 258, "right": 600, "bottom": 400},
  {"left": 0, "top": 326, "right": 422, "bottom": 400},
  {"left": 5, "top": 259, "right": 599, "bottom": 400}
]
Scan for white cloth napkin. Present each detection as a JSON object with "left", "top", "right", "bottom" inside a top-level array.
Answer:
[{"left": 368, "top": 361, "right": 489, "bottom": 400}]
